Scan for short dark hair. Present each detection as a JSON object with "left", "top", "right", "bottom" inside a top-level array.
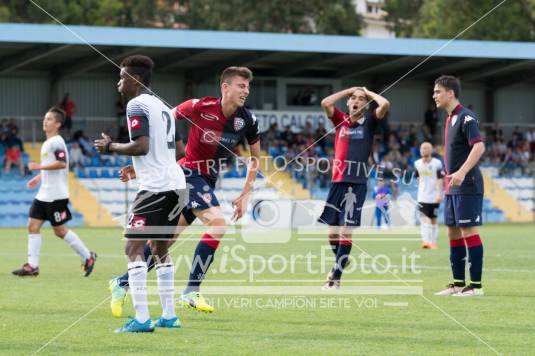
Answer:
[
  {"left": 48, "top": 106, "right": 65, "bottom": 126},
  {"left": 435, "top": 75, "right": 461, "bottom": 98},
  {"left": 120, "top": 55, "right": 154, "bottom": 86},
  {"left": 220, "top": 66, "right": 253, "bottom": 86}
]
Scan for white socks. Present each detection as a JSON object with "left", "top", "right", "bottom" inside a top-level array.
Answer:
[
  {"left": 420, "top": 223, "right": 430, "bottom": 244},
  {"left": 156, "top": 263, "right": 176, "bottom": 319},
  {"left": 430, "top": 224, "right": 438, "bottom": 245},
  {"left": 128, "top": 261, "right": 149, "bottom": 323},
  {"left": 421, "top": 223, "right": 439, "bottom": 245},
  {"left": 28, "top": 234, "right": 42, "bottom": 268},
  {"left": 63, "top": 230, "right": 91, "bottom": 261}
]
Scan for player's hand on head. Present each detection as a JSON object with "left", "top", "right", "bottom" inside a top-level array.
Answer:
[
  {"left": 28, "top": 161, "right": 40, "bottom": 171},
  {"left": 94, "top": 133, "right": 112, "bottom": 153}
]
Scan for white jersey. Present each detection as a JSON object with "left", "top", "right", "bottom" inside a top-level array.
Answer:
[
  {"left": 126, "top": 91, "right": 186, "bottom": 192},
  {"left": 36, "top": 135, "right": 69, "bottom": 202},
  {"left": 415, "top": 157, "right": 444, "bottom": 203}
]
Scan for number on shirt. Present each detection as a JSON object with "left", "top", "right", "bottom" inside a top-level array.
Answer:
[{"left": 162, "top": 111, "right": 175, "bottom": 149}]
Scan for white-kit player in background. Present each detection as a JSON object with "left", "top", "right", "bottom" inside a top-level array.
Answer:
[
  {"left": 414, "top": 142, "right": 444, "bottom": 249},
  {"left": 12, "top": 107, "right": 97, "bottom": 277},
  {"left": 95, "top": 55, "right": 187, "bottom": 334}
]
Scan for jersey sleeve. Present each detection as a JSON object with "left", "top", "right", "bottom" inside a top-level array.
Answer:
[
  {"left": 173, "top": 99, "right": 198, "bottom": 121},
  {"left": 435, "top": 160, "right": 445, "bottom": 178},
  {"left": 51, "top": 140, "right": 67, "bottom": 162},
  {"left": 367, "top": 111, "right": 379, "bottom": 133},
  {"left": 126, "top": 100, "right": 150, "bottom": 140},
  {"left": 245, "top": 111, "right": 260, "bottom": 145},
  {"left": 54, "top": 148, "right": 67, "bottom": 162},
  {"left": 329, "top": 108, "right": 347, "bottom": 126},
  {"left": 461, "top": 114, "right": 482, "bottom": 146}
]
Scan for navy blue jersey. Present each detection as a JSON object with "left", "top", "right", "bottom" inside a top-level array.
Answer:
[
  {"left": 330, "top": 108, "right": 379, "bottom": 184},
  {"left": 443, "top": 104, "right": 484, "bottom": 195}
]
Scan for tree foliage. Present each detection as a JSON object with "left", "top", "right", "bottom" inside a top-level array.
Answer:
[
  {"left": 385, "top": 0, "right": 535, "bottom": 41},
  {"left": 0, "top": 0, "right": 362, "bottom": 35}
]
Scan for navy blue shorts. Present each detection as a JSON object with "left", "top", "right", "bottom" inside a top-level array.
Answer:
[
  {"left": 181, "top": 171, "right": 220, "bottom": 225},
  {"left": 444, "top": 194, "right": 483, "bottom": 227},
  {"left": 319, "top": 182, "right": 367, "bottom": 227}
]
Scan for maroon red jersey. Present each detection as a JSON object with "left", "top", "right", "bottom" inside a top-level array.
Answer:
[
  {"left": 330, "top": 108, "right": 379, "bottom": 184},
  {"left": 173, "top": 97, "right": 259, "bottom": 181}
]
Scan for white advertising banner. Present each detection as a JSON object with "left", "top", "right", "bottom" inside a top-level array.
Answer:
[{"left": 252, "top": 110, "right": 335, "bottom": 133}]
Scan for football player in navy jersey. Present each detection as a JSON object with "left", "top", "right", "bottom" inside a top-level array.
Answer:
[
  {"left": 319, "top": 87, "right": 390, "bottom": 290},
  {"left": 432, "top": 75, "right": 486, "bottom": 297}
]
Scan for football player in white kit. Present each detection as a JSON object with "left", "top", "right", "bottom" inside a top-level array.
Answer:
[
  {"left": 414, "top": 142, "right": 444, "bottom": 249},
  {"left": 95, "top": 55, "right": 187, "bottom": 333},
  {"left": 12, "top": 107, "right": 97, "bottom": 277}
]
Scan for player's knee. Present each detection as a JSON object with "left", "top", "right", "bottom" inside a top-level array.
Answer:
[
  {"left": 461, "top": 226, "right": 479, "bottom": 237},
  {"left": 447, "top": 227, "right": 462, "bottom": 240},
  {"left": 125, "top": 240, "right": 146, "bottom": 261},
  {"left": 208, "top": 217, "right": 227, "bottom": 237},
  {"left": 27, "top": 223, "right": 39, "bottom": 234},
  {"left": 151, "top": 241, "right": 170, "bottom": 263},
  {"left": 328, "top": 233, "right": 339, "bottom": 241},
  {"left": 53, "top": 226, "right": 67, "bottom": 238}
]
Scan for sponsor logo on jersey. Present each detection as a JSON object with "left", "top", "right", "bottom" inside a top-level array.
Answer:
[
  {"left": 233, "top": 117, "right": 245, "bottom": 131},
  {"left": 464, "top": 115, "right": 475, "bottom": 124},
  {"left": 201, "top": 130, "right": 219, "bottom": 144},
  {"left": 200, "top": 112, "right": 219, "bottom": 121},
  {"left": 130, "top": 117, "right": 141, "bottom": 129},
  {"left": 339, "top": 126, "right": 363, "bottom": 138},
  {"left": 451, "top": 115, "right": 458, "bottom": 126}
]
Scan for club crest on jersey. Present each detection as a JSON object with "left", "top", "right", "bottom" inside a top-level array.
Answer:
[
  {"left": 233, "top": 117, "right": 245, "bottom": 131},
  {"left": 130, "top": 117, "right": 141, "bottom": 129},
  {"left": 451, "top": 115, "right": 458, "bottom": 126},
  {"left": 200, "top": 113, "right": 219, "bottom": 121},
  {"left": 202, "top": 193, "right": 212, "bottom": 204}
]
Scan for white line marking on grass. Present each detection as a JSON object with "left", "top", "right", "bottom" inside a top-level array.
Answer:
[
  {"left": 383, "top": 302, "right": 409, "bottom": 307},
  {"left": 32, "top": 296, "right": 110, "bottom": 355}
]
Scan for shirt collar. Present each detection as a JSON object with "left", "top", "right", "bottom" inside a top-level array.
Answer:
[
  {"left": 448, "top": 104, "right": 463, "bottom": 118},
  {"left": 346, "top": 114, "right": 366, "bottom": 126}
]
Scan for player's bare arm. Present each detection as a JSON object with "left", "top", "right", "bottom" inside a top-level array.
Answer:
[
  {"left": 320, "top": 87, "right": 358, "bottom": 118},
  {"left": 232, "top": 140, "right": 260, "bottom": 221},
  {"left": 447, "top": 141, "right": 485, "bottom": 187},
  {"left": 362, "top": 87, "right": 390, "bottom": 119},
  {"left": 94, "top": 133, "right": 149, "bottom": 156},
  {"left": 175, "top": 139, "right": 185, "bottom": 160},
  {"left": 28, "top": 160, "right": 66, "bottom": 171},
  {"left": 436, "top": 177, "right": 443, "bottom": 203},
  {"left": 26, "top": 174, "right": 41, "bottom": 189}
]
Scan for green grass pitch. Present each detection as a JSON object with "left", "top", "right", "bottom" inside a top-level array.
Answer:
[{"left": 1, "top": 223, "right": 534, "bottom": 355}]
